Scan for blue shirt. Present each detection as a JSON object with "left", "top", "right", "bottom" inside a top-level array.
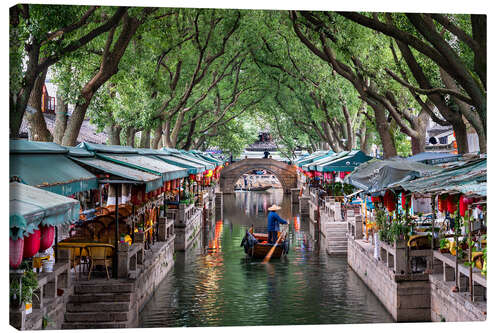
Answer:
[{"left": 267, "top": 211, "right": 288, "bottom": 232}]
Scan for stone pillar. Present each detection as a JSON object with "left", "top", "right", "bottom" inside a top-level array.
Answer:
[
  {"left": 394, "top": 240, "right": 407, "bottom": 275},
  {"left": 354, "top": 215, "right": 363, "bottom": 239},
  {"left": 444, "top": 263, "right": 455, "bottom": 281},
  {"left": 333, "top": 202, "right": 341, "bottom": 221},
  {"left": 117, "top": 242, "right": 130, "bottom": 278},
  {"left": 10, "top": 309, "right": 25, "bottom": 330},
  {"left": 157, "top": 217, "right": 168, "bottom": 241}
]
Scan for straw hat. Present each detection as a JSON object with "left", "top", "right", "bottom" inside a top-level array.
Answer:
[{"left": 268, "top": 204, "right": 281, "bottom": 211}]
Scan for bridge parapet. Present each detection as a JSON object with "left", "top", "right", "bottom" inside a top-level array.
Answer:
[{"left": 219, "top": 158, "right": 297, "bottom": 194}]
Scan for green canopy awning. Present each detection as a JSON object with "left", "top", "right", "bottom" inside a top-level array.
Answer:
[
  {"left": 70, "top": 157, "right": 163, "bottom": 192},
  {"left": 96, "top": 153, "right": 188, "bottom": 182},
  {"left": 154, "top": 155, "right": 205, "bottom": 174},
  {"left": 303, "top": 151, "right": 348, "bottom": 171},
  {"left": 391, "top": 158, "right": 486, "bottom": 196},
  {"left": 297, "top": 150, "right": 334, "bottom": 168},
  {"left": 10, "top": 153, "right": 98, "bottom": 196},
  {"left": 316, "top": 150, "right": 372, "bottom": 172},
  {"left": 164, "top": 149, "right": 215, "bottom": 170},
  {"left": 189, "top": 150, "right": 223, "bottom": 166},
  {"left": 10, "top": 182, "right": 80, "bottom": 240},
  {"left": 77, "top": 142, "right": 138, "bottom": 154}
]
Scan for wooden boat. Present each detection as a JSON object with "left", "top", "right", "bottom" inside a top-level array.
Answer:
[
  {"left": 240, "top": 227, "right": 289, "bottom": 259},
  {"left": 248, "top": 185, "right": 272, "bottom": 192}
]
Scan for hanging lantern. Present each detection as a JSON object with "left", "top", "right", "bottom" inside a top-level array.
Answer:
[
  {"left": 383, "top": 191, "right": 396, "bottom": 212},
  {"left": 401, "top": 192, "right": 411, "bottom": 210},
  {"left": 437, "top": 195, "right": 447, "bottom": 212},
  {"left": 459, "top": 195, "right": 469, "bottom": 217},
  {"left": 339, "top": 172, "right": 346, "bottom": 180},
  {"left": 23, "top": 229, "right": 41, "bottom": 259},
  {"left": 131, "top": 186, "right": 144, "bottom": 205},
  {"left": 10, "top": 238, "right": 24, "bottom": 269},
  {"left": 39, "top": 225, "right": 55, "bottom": 252},
  {"left": 189, "top": 174, "right": 196, "bottom": 181},
  {"left": 446, "top": 194, "right": 458, "bottom": 214},
  {"left": 371, "top": 196, "right": 381, "bottom": 203}
]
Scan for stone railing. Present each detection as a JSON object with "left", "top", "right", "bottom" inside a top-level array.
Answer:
[
  {"left": 10, "top": 261, "right": 71, "bottom": 330},
  {"left": 117, "top": 243, "right": 144, "bottom": 279}
]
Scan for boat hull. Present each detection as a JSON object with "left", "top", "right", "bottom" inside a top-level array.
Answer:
[{"left": 241, "top": 231, "right": 289, "bottom": 259}]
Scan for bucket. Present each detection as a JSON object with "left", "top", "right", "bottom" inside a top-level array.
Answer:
[{"left": 42, "top": 260, "right": 55, "bottom": 273}]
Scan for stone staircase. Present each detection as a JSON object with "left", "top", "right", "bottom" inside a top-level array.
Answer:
[
  {"left": 62, "top": 281, "right": 137, "bottom": 329},
  {"left": 324, "top": 221, "right": 348, "bottom": 255}
]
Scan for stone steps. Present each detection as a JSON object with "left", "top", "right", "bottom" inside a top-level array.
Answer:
[
  {"left": 66, "top": 301, "right": 130, "bottom": 313},
  {"left": 74, "top": 283, "right": 134, "bottom": 295},
  {"left": 65, "top": 310, "right": 131, "bottom": 322},
  {"left": 63, "top": 282, "right": 136, "bottom": 329},
  {"left": 68, "top": 293, "right": 132, "bottom": 303},
  {"left": 62, "top": 321, "right": 129, "bottom": 329}
]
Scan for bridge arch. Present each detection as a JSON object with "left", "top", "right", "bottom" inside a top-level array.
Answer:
[{"left": 220, "top": 158, "right": 297, "bottom": 194}]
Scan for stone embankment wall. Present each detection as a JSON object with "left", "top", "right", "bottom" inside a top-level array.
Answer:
[
  {"left": 429, "top": 274, "right": 486, "bottom": 322},
  {"left": 347, "top": 238, "right": 431, "bottom": 322}
]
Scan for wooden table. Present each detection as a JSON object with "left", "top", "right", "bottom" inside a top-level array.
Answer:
[{"left": 57, "top": 241, "right": 114, "bottom": 279}]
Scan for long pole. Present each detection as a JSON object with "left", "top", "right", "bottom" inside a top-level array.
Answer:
[
  {"left": 468, "top": 205, "right": 473, "bottom": 300},
  {"left": 431, "top": 194, "right": 436, "bottom": 271},
  {"left": 113, "top": 184, "right": 119, "bottom": 279}
]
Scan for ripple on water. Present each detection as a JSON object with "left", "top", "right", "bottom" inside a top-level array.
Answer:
[{"left": 139, "top": 190, "right": 394, "bottom": 327}]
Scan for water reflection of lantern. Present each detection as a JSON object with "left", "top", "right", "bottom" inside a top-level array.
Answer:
[
  {"left": 208, "top": 220, "right": 224, "bottom": 254},
  {"left": 294, "top": 216, "right": 300, "bottom": 231}
]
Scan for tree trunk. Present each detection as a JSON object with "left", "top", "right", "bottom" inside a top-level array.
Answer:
[
  {"left": 25, "top": 69, "right": 52, "bottom": 141},
  {"left": 107, "top": 125, "right": 122, "bottom": 145},
  {"left": 139, "top": 129, "right": 151, "bottom": 148},
  {"left": 452, "top": 121, "right": 469, "bottom": 155},
  {"left": 53, "top": 93, "right": 68, "bottom": 144},
  {"left": 126, "top": 127, "right": 136, "bottom": 147},
  {"left": 151, "top": 124, "right": 163, "bottom": 149},
  {"left": 60, "top": 13, "right": 142, "bottom": 147},
  {"left": 370, "top": 102, "right": 397, "bottom": 158}
]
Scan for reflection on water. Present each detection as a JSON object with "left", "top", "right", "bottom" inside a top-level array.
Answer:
[{"left": 139, "top": 189, "right": 394, "bottom": 327}]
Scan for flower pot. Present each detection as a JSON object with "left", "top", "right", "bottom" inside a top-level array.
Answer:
[
  {"left": 42, "top": 260, "right": 55, "bottom": 273},
  {"left": 25, "top": 302, "right": 32, "bottom": 315}
]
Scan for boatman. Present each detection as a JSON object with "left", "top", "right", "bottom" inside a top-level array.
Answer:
[{"left": 267, "top": 204, "right": 288, "bottom": 244}]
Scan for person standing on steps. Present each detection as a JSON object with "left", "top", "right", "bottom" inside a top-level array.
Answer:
[{"left": 267, "top": 204, "right": 288, "bottom": 244}]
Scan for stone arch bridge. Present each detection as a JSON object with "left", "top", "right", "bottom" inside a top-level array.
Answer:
[{"left": 220, "top": 158, "right": 297, "bottom": 194}]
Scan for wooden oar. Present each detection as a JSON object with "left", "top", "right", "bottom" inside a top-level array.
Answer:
[{"left": 262, "top": 229, "right": 286, "bottom": 263}]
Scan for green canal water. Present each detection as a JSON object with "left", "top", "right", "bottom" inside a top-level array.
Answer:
[{"left": 139, "top": 190, "right": 394, "bottom": 327}]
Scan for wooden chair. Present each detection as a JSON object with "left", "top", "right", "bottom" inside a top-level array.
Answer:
[{"left": 86, "top": 244, "right": 114, "bottom": 280}]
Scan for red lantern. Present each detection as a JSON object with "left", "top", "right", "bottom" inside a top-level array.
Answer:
[
  {"left": 39, "top": 225, "right": 55, "bottom": 251},
  {"left": 23, "top": 229, "right": 41, "bottom": 258},
  {"left": 438, "top": 195, "right": 446, "bottom": 212},
  {"left": 131, "top": 186, "right": 144, "bottom": 205},
  {"left": 401, "top": 192, "right": 411, "bottom": 210},
  {"left": 189, "top": 174, "right": 196, "bottom": 181},
  {"left": 383, "top": 191, "right": 396, "bottom": 212},
  {"left": 10, "top": 238, "right": 24, "bottom": 269},
  {"left": 446, "top": 194, "right": 458, "bottom": 214},
  {"left": 370, "top": 196, "right": 381, "bottom": 203},
  {"left": 459, "top": 195, "right": 469, "bottom": 217}
]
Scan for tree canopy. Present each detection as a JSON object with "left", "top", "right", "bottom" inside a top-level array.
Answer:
[{"left": 10, "top": 5, "right": 486, "bottom": 158}]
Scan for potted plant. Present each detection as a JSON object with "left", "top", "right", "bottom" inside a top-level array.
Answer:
[
  {"left": 439, "top": 238, "right": 450, "bottom": 253},
  {"left": 10, "top": 263, "right": 39, "bottom": 314}
]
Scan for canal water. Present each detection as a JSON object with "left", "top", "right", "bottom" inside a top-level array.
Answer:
[{"left": 139, "top": 190, "right": 394, "bottom": 327}]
